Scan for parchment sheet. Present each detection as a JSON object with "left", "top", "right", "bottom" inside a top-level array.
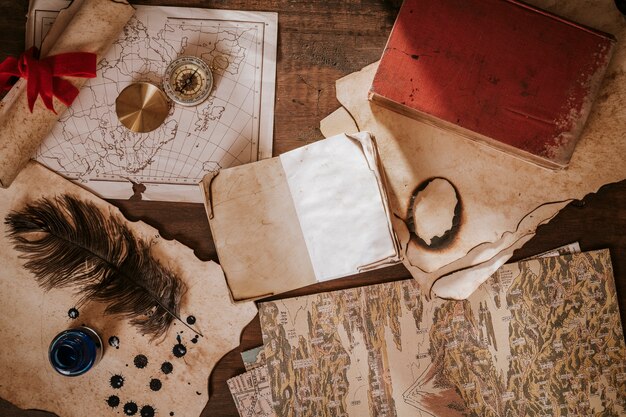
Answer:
[
  {"left": 332, "top": 0, "right": 626, "bottom": 298},
  {"left": 0, "top": 0, "right": 134, "bottom": 188},
  {"left": 204, "top": 132, "right": 400, "bottom": 301},
  {"left": 26, "top": 0, "right": 278, "bottom": 202},
  {"left": 0, "top": 162, "right": 256, "bottom": 417}
]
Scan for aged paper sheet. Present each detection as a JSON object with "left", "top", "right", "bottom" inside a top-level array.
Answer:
[
  {"left": 27, "top": 0, "right": 278, "bottom": 202},
  {"left": 260, "top": 249, "right": 626, "bottom": 417},
  {"left": 204, "top": 132, "right": 400, "bottom": 301},
  {"left": 331, "top": 0, "right": 626, "bottom": 298},
  {"left": 0, "top": 0, "right": 134, "bottom": 188},
  {"left": 0, "top": 162, "right": 256, "bottom": 417},
  {"left": 227, "top": 366, "right": 276, "bottom": 417}
]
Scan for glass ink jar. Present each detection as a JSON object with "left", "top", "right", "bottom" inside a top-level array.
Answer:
[{"left": 48, "top": 326, "right": 103, "bottom": 376}]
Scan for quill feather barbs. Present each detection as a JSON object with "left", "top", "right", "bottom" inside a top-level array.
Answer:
[{"left": 4, "top": 194, "right": 199, "bottom": 339}]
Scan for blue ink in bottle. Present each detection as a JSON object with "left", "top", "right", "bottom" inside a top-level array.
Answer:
[{"left": 48, "top": 326, "right": 103, "bottom": 376}]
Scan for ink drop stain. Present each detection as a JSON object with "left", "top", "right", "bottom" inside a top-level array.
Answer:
[
  {"left": 169, "top": 412, "right": 175, "bottom": 416},
  {"left": 173, "top": 343, "right": 187, "bottom": 358},
  {"left": 106, "top": 395, "right": 120, "bottom": 408},
  {"left": 149, "top": 378, "right": 162, "bottom": 391},
  {"left": 191, "top": 335, "right": 199, "bottom": 344},
  {"left": 124, "top": 402, "right": 138, "bottom": 415},
  {"left": 134, "top": 354, "right": 148, "bottom": 369},
  {"left": 161, "top": 361, "right": 173, "bottom": 374},
  {"left": 110, "top": 374, "right": 124, "bottom": 389},
  {"left": 68, "top": 308, "right": 79, "bottom": 319},
  {"left": 108, "top": 336, "right": 120, "bottom": 349},
  {"left": 140, "top": 405, "right": 155, "bottom": 417},
  {"left": 186, "top": 315, "right": 196, "bottom": 325}
]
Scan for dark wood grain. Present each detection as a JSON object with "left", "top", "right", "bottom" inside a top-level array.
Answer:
[{"left": 1, "top": 1, "right": 625, "bottom": 416}]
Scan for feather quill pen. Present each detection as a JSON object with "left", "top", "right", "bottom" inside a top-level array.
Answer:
[{"left": 4, "top": 194, "right": 197, "bottom": 339}]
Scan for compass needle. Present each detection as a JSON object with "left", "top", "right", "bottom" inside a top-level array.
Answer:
[{"left": 163, "top": 56, "right": 213, "bottom": 106}]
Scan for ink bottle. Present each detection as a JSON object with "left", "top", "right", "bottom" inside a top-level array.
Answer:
[{"left": 48, "top": 326, "right": 103, "bottom": 376}]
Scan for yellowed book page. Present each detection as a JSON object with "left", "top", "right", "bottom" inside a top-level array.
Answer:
[{"left": 203, "top": 157, "right": 317, "bottom": 301}]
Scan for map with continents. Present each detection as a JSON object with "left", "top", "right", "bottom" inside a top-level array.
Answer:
[
  {"left": 260, "top": 249, "right": 626, "bottom": 417},
  {"left": 28, "top": 2, "right": 277, "bottom": 202}
]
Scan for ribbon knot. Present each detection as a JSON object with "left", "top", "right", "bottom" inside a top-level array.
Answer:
[{"left": 0, "top": 47, "right": 97, "bottom": 113}]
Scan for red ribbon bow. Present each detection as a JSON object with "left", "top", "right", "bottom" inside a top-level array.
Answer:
[{"left": 0, "top": 47, "right": 97, "bottom": 113}]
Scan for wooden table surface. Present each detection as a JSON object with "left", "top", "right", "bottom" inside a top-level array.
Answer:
[{"left": 1, "top": 1, "right": 625, "bottom": 416}]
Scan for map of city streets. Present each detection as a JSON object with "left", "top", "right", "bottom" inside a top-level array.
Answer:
[{"left": 260, "top": 249, "right": 626, "bottom": 417}]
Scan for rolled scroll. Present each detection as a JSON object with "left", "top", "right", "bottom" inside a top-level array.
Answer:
[{"left": 0, "top": 0, "right": 134, "bottom": 188}]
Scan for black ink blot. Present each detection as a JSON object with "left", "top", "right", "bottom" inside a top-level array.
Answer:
[
  {"left": 169, "top": 412, "right": 174, "bottom": 416},
  {"left": 149, "top": 378, "right": 162, "bottom": 391},
  {"left": 196, "top": 391, "right": 201, "bottom": 395},
  {"left": 186, "top": 315, "right": 196, "bottom": 325},
  {"left": 191, "top": 335, "right": 199, "bottom": 344},
  {"left": 106, "top": 395, "right": 120, "bottom": 408},
  {"left": 124, "top": 402, "right": 138, "bottom": 415},
  {"left": 140, "top": 405, "right": 155, "bottom": 417},
  {"left": 134, "top": 354, "right": 148, "bottom": 369},
  {"left": 110, "top": 374, "right": 124, "bottom": 389},
  {"left": 161, "top": 361, "right": 173, "bottom": 374},
  {"left": 173, "top": 343, "right": 187, "bottom": 358},
  {"left": 108, "top": 336, "right": 120, "bottom": 349},
  {"left": 176, "top": 334, "right": 182, "bottom": 344},
  {"left": 68, "top": 308, "right": 79, "bottom": 319}
]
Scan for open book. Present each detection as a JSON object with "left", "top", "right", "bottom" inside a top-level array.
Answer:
[{"left": 200, "top": 132, "right": 401, "bottom": 301}]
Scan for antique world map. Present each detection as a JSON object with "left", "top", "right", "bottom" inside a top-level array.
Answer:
[
  {"left": 28, "top": 1, "right": 277, "bottom": 201},
  {"left": 260, "top": 249, "right": 626, "bottom": 417}
]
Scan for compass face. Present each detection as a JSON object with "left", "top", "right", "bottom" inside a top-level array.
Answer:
[{"left": 163, "top": 56, "right": 213, "bottom": 106}]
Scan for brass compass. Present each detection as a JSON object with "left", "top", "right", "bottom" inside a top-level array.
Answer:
[
  {"left": 115, "top": 82, "right": 169, "bottom": 133},
  {"left": 163, "top": 56, "right": 213, "bottom": 106}
]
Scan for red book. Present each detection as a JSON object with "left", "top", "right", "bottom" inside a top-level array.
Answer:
[{"left": 369, "top": 0, "right": 616, "bottom": 169}]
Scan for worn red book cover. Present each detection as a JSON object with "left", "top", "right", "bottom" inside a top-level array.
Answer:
[{"left": 370, "top": 0, "right": 616, "bottom": 169}]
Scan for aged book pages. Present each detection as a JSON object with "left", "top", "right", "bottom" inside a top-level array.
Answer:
[
  {"left": 202, "top": 132, "right": 400, "bottom": 301},
  {"left": 0, "top": 0, "right": 134, "bottom": 188},
  {"left": 202, "top": 156, "right": 318, "bottom": 300},
  {"left": 0, "top": 162, "right": 256, "bottom": 417},
  {"left": 332, "top": 0, "right": 626, "bottom": 299}
]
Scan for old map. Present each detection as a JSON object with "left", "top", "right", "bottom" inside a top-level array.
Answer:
[
  {"left": 260, "top": 249, "right": 626, "bottom": 416},
  {"left": 228, "top": 348, "right": 275, "bottom": 417},
  {"left": 27, "top": 1, "right": 277, "bottom": 202}
]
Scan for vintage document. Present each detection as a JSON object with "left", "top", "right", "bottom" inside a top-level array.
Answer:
[
  {"left": 0, "top": 162, "right": 256, "bottom": 417},
  {"left": 0, "top": 0, "right": 134, "bottom": 188},
  {"left": 27, "top": 1, "right": 278, "bottom": 202},
  {"left": 227, "top": 347, "right": 273, "bottom": 417},
  {"left": 241, "top": 346, "right": 266, "bottom": 371},
  {"left": 260, "top": 250, "right": 626, "bottom": 417},
  {"left": 203, "top": 132, "right": 400, "bottom": 301},
  {"left": 328, "top": 0, "right": 626, "bottom": 299},
  {"left": 227, "top": 366, "right": 276, "bottom": 417}
]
